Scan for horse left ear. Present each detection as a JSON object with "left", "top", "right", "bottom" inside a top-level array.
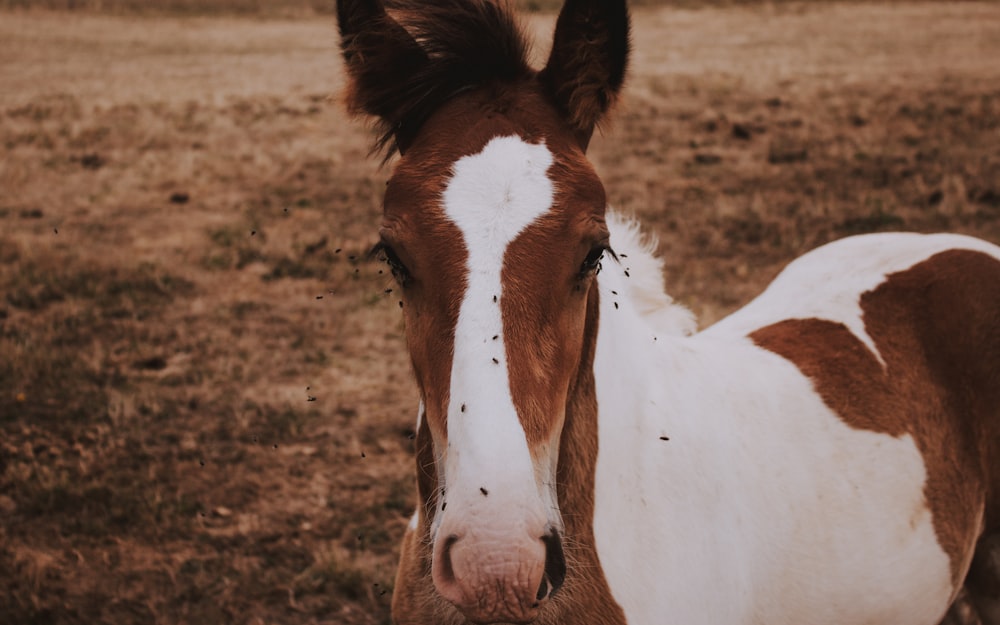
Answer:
[
  {"left": 541, "top": 0, "right": 630, "bottom": 151},
  {"left": 337, "top": 0, "right": 429, "bottom": 155}
]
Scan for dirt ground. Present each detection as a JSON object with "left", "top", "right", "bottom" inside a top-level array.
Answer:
[{"left": 2, "top": 3, "right": 999, "bottom": 624}]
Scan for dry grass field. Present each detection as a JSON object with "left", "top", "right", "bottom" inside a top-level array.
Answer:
[{"left": 2, "top": 2, "right": 1000, "bottom": 624}]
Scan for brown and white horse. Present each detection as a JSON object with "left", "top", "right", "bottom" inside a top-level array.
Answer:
[{"left": 336, "top": 0, "right": 1000, "bottom": 623}]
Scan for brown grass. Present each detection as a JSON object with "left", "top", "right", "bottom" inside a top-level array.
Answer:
[
  {"left": 0, "top": 0, "right": 962, "bottom": 14},
  {"left": 1, "top": 3, "right": 999, "bottom": 624}
]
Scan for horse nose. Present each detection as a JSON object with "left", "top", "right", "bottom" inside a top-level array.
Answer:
[{"left": 431, "top": 528, "right": 564, "bottom": 623}]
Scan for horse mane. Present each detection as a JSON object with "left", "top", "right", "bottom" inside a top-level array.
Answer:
[
  {"left": 606, "top": 212, "right": 697, "bottom": 337},
  {"left": 341, "top": 0, "right": 532, "bottom": 158}
]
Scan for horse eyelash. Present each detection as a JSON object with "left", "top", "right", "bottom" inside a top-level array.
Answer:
[
  {"left": 579, "top": 244, "right": 616, "bottom": 280},
  {"left": 369, "top": 240, "right": 410, "bottom": 285}
]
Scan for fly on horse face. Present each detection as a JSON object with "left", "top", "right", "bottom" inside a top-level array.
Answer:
[{"left": 336, "top": 0, "right": 1000, "bottom": 623}]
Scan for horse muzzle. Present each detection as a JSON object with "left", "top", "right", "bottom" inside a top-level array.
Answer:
[{"left": 431, "top": 525, "right": 566, "bottom": 623}]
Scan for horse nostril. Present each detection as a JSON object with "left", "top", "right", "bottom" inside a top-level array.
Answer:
[
  {"left": 438, "top": 534, "right": 460, "bottom": 584},
  {"left": 536, "top": 573, "right": 550, "bottom": 601},
  {"left": 541, "top": 529, "right": 566, "bottom": 596}
]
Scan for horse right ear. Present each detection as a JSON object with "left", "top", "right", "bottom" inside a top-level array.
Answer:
[
  {"left": 337, "top": 0, "right": 428, "bottom": 154},
  {"left": 541, "top": 0, "right": 630, "bottom": 151}
]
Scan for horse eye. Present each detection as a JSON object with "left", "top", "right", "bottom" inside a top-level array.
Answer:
[
  {"left": 372, "top": 241, "right": 410, "bottom": 285},
  {"left": 579, "top": 246, "right": 606, "bottom": 278}
]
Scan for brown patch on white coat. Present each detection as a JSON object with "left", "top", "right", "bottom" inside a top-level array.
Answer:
[{"left": 751, "top": 249, "right": 1000, "bottom": 621}]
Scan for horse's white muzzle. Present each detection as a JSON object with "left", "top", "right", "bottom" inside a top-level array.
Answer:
[{"left": 430, "top": 504, "right": 565, "bottom": 623}]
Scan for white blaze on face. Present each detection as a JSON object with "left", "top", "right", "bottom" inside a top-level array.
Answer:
[{"left": 438, "top": 135, "right": 554, "bottom": 527}]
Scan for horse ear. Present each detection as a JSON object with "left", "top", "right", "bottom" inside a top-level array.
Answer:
[
  {"left": 337, "top": 0, "right": 428, "bottom": 154},
  {"left": 541, "top": 0, "right": 630, "bottom": 150}
]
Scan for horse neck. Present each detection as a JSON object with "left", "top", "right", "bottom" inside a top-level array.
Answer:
[
  {"left": 589, "top": 249, "right": 699, "bottom": 430},
  {"left": 557, "top": 226, "right": 703, "bottom": 534},
  {"left": 548, "top": 256, "right": 710, "bottom": 624},
  {"left": 585, "top": 256, "right": 719, "bottom": 511}
]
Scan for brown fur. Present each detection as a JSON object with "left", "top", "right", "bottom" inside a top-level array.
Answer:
[{"left": 750, "top": 249, "right": 1000, "bottom": 588}]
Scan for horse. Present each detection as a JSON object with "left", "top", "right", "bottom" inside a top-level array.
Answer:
[{"left": 335, "top": 0, "right": 1000, "bottom": 623}]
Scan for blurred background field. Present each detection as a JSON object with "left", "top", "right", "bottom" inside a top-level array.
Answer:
[
  {"left": 1, "top": 2, "right": 999, "bottom": 624},
  {"left": 0, "top": 0, "right": 958, "bottom": 13}
]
